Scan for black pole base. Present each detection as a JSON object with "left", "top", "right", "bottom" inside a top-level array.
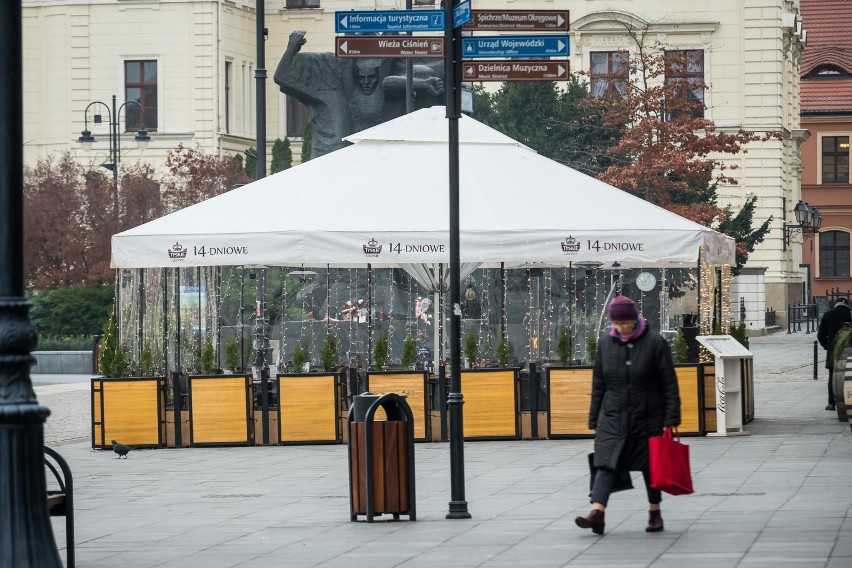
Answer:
[
  {"left": 0, "top": 404, "right": 63, "bottom": 567},
  {"left": 446, "top": 501, "right": 472, "bottom": 519}
]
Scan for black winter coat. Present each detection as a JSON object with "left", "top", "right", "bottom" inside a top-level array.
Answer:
[
  {"left": 817, "top": 305, "right": 852, "bottom": 369},
  {"left": 589, "top": 324, "right": 680, "bottom": 473}
]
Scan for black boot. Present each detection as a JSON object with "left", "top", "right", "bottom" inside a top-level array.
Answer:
[
  {"left": 646, "top": 509, "right": 664, "bottom": 532},
  {"left": 575, "top": 509, "right": 605, "bottom": 535}
]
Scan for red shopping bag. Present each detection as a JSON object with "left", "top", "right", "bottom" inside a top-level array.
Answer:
[{"left": 649, "top": 427, "right": 694, "bottom": 495}]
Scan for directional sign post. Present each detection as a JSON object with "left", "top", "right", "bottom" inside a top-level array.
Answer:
[
  {"left": 461, "top": 35, "right": 569, "bottom": 59},
  {"left": 452, "top": 0, "right": 472, "bottom": 29},
  {"left": 336, "top": 36, "right": 445, "bottom": 58},
  {"left": 335, "top": 10, "right": 445, "bottom": 34},
  {"left": 464, "top": 10, "right": 569, "bottom": 32},
  {"left": 462, "top": 60, "right": 570, "bottom": 82}
]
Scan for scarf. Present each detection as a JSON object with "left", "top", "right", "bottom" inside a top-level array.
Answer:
[{"left": 609, "top": 316, "right": 647, "bottom": 343}]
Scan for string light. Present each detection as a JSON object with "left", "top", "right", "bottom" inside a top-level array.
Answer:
[
  {"left": 698, "top": 247, "right": 713, "bottom": 362},
  {"left": 721, "top": 264, "right": 732, "bottom": 334}
]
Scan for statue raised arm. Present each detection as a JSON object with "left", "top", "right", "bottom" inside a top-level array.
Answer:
[{"left": 274, "top": 30, "right": 353, "bottom": 157}]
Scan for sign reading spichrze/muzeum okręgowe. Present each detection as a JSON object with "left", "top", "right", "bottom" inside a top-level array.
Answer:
[{"left": 464, "top": 10, "right": 569, "bottom": 32}]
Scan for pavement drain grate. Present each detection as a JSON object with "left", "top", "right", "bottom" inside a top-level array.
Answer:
[{"left": 203, "top": 494, "right": 264, "bottom": 499}]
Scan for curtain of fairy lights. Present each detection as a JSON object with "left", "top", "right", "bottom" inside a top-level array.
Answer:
[
  {"left": 699, "top": 247, "right": 714, "bottom": 362},
  {"left": 142, "top": 268, "right": 166, "bottom": 374},
  {"left": 721, "top": 264, "right": 732, "bottom": 333},
  {"left": 116, "top": 268, "right": 137, "bottom": 368}
]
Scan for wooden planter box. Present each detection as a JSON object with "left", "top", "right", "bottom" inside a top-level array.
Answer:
[
  {"left": 91, "top": 376, "right": 165, "bottom": 449},
  {"left": 277, "top": 372, "right": 340, "bottom": 444}
]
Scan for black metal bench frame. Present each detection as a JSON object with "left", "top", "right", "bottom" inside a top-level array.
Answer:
[{"left": 44, "top": 446, "right": 75, "bottom": 568}]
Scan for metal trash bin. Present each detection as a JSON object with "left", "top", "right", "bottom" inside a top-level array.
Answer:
[{"left": 348, "top": 392, "right": 416, "bottom": 522}]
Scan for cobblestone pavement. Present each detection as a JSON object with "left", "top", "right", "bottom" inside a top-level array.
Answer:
[{"left": 31, "top": 331, "right": 852, "bottom": 568}]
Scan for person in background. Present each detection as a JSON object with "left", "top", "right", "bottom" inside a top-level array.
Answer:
[
  {"left": 817, "top": 297, "right": 851, "bottom": 411},
  {"left": 575, "top": 295, "right": 681, "bottom": 536}
]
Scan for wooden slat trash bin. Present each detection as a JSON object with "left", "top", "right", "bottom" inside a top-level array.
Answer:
[{"left": 348, "top": 392, "right": 416, "bottom": 523}]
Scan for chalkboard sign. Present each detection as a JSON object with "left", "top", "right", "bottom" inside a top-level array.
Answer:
[{"left": 815, "top": 296, "right": 829, "bottom": 319}]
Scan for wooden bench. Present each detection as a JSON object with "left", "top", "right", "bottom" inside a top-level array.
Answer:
[{"left": 44, "top": 446, "right": 75, "bottom": 568}]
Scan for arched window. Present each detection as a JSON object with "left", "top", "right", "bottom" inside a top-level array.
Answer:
[{"left": 819, "top": 231, "right": 851, "bottom": 277}]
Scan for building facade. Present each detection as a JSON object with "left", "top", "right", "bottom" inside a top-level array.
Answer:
[
  {"left": 799, "top": 0, "right": 852, "bottom": 306},
  {"left": 22, "top": 0, "right": 807, "bottom": 329}
]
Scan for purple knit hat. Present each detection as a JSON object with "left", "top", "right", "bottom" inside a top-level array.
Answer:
[{"left": 608, "top": 296, "right": 638, "bottom": 321}]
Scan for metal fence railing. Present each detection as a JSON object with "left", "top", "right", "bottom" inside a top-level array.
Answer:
[{"left": 787, "top": 303, "right": 817, "bottom": 334}]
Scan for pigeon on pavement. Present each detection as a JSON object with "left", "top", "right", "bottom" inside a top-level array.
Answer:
[{"left": 112, "top": 440, "right": 131, "bottom": 459}]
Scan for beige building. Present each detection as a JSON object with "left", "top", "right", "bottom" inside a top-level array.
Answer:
[{"left": 22, "top": 0, "right": 807, "bottom": 328}]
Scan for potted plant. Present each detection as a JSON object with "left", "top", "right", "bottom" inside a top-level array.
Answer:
[
  {"left": 319, "top": 333, "right": 339, "bottom": 371},
  {"left": 464, "top": 329, "right": 478, "bottom": 368},
  {"left": 223, "top": 339, "right": 240, "bottom": 373},
  {"left": 730, "top": 322, "right": 749, "bottom": 349},
  {"left": 200, "top": 340, "right": 217, "bottom": 375},
  {"left": 672, "top": 328, "right": 689, "bottom": 363},
  {"left": 401, "top": 334, "right": 418, "bottom": 369},
  {"left": 586, "top": 335, "right": 598, "bottom": 365},
  {"left": 140, "top": 343, "right": 156, "bottom": 376},
  {"left": 373, "top": 332, "right": 389, "bottom": 369},
  {"left": 292, "top": 342, "right": 311, "bottom": 373},
  {"left": 496, "top": 339, "right": 512, "bottom": 368},
  {"left": 556, "top": 327, "right": 572, "bottom": 366}
]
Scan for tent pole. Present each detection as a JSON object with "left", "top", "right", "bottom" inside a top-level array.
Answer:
[{"left": 433, "top": 264, "right": 440, "bottom": 373}]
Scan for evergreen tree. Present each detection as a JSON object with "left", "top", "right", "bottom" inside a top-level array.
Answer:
[
  {"left": 270, "top": 138, "right": 293, "bottom": 173},
  {"left": 243, "top": 147, "right": 257, "bottom": 180},
  {"left": 717, "top": 196, "right": 772, "bottom": 273}
]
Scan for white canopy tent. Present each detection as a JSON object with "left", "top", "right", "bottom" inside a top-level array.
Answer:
[
  {"left": 112, "top": 106, "right": 736, "bottom": 277},
  {"left": 112, "top": 107, "right": 735, "bottom": 366}
]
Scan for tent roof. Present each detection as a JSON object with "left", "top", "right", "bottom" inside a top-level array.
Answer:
[{"left": 111, "top": 106, "right": 735, "bottom": 269}]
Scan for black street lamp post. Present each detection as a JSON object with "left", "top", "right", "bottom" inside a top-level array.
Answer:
[
  {"left": 0, "top": 3, "right": 63, "bottom": 566},
  {"left": 78, "top": 94, "right": 150, "bottom": 225},
  {"left": 444, "top": 0, "right": 471, "bottom": 520}
]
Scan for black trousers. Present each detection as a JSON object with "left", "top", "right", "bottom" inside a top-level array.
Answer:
[
  {"left": 827, "top": 367, "right": 835, "bottom": 405},
  {"left": 591, "top": 468, "right": 661, "bottom": 507}
]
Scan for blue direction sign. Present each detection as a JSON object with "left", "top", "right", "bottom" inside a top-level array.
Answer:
[
  {"left": 335, "top": 10, "right": 445, "bottom": 34},
  {"left": 461, "top": 35, "right": 570, "bottom": 59},
  {"left": 453, "top": 0, "right": 472, "bottom": 29}
]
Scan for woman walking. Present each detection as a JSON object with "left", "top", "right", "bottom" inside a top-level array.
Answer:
[{"left": 575, "top": 295, "right": 681, "bottom": 535}]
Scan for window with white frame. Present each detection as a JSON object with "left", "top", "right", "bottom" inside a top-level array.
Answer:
[
  {"left": 590, "top": 52, "right": 628, "bottom": 99},
  {"left": 819, "top": 231, "right": 850, "bottom": 277},
  {"left": 664, "top": 49, "right": 705, "bottom": 119},
  {"left": 822, "top": 136, "right": 850, "bottom": 183},
  {"left": 125, "top": 60, "right": 157, "bottom": 131},
  {"left": 285, "top": 0, "right": 320, "bottom": 7}
]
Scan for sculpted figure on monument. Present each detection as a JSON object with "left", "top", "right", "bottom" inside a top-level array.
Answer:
[{"left": 274, "top": 30, "right": 445, "bottom": 158}]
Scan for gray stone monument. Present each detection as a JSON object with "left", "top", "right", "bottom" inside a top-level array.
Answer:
[{"left": 274, "top": 30, "right": 445, "bottom": 158}]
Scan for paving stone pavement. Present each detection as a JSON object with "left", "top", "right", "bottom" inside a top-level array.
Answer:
[{"left": 33, "top": 331, "right": 852, "bottom": 568}]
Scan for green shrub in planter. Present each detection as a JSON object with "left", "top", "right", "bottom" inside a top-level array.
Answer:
[
  {"left": 586, "top": 335, "right": 598, "bottom": 365},
  {"left": 401, "top": 334, "right": 418, "bottom": 368},
  {"left": 320, "top": 333, "right": 339, "bottom": 371},
  {"left": 464, "top": 330, "right": 478, "bottom": 368},
  {"left": 730, "top": 322, "right": 749, "bottom": 349},
  {"left": 140, "top": 344, "right": 156, "bottom": 376},
  {"left": 496, "top": 339, "right": 512, "bottom": 367},
  {"left": 672, "top": 328, "right": 689, "bottom": 363},
  {"left": 292, "top": 342, "right": 311, "bottom": 372},
  {"left": 373, "top": 332, "right": 389, "bottom": 369},
  {"left": 224, "top": 339, "right": 240, "bottom": 372},
  {"left": 556, "top": 327, "right": 572, "bottom": 365},
  {"left": 200, "top": 340, "right": 217, "bottom": 374}
]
